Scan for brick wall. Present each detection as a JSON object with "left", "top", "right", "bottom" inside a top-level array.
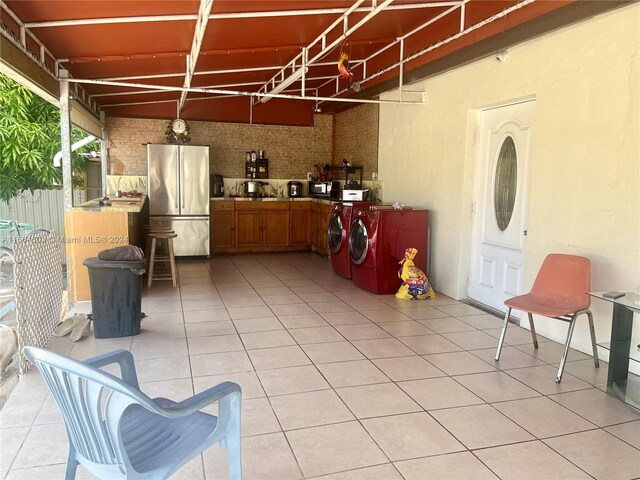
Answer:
[
  {"left": 334, "top": 104, "right": 379, "bottom": 182},
  {"left": 105, "top": 115, "right": 334, "bottom": 179}
]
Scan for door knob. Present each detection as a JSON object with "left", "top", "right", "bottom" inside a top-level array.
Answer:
[{"left": 523, "top": 230, "right": 528, "bottom": 236}]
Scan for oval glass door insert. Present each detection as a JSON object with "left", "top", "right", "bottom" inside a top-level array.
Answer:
[{"left": 494, "top": 136, "right": 517, "bottom": 231}]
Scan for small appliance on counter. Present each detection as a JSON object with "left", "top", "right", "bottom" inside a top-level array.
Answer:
[
  {"left": 242, "top": 180, "right": 268, "bottom": 197},
  {"left": 309, "top": 180, "right": 340, "bottom": 199},
  {"left": 342, "top": 188, "right": 370, "bottom": 202},
  {"left": 288, "top": 181, "right": 302, "bottom": 197},
  {"left": 210, "top": 174, "right": 224, "bottom": 197}
]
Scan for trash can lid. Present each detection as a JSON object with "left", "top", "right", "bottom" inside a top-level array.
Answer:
[
  {"left": 98, "top": 245, "right": 144, "bottom": 262},
  {"left": 83, "top": 257, "right": 146, "bottom": 270}
]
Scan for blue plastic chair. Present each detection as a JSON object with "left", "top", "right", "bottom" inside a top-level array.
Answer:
[{"left": 23, "top": 347, "right": 242, "bottom": 479}]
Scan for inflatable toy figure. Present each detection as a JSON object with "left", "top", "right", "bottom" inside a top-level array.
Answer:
[{"left": 396, "top": 248, "right": 436, "bottom": 300}]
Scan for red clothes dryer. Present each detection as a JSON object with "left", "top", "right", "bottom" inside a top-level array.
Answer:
[
  {"left": 328, "top": 201, "right": 371, "bottom": 278},
  {"left": 349, "top": 206, "right": 429, "bottom": 294}
]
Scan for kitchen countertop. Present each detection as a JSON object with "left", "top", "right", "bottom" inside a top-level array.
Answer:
[
  {"left": 211, "top": 196, "right": 336, "bottom": 204},
  {"left": 73, "top": 196, "right": 147, "bottom": 213}
]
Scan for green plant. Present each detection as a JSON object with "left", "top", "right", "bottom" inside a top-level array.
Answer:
[{"left": 0, "top": 74, "right": 98, "bottom": 202}]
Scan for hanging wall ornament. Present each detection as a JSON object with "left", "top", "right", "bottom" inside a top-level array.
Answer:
[
  {"left": 337, "top": 39, "right": 355, "bottom": 90},
  {"left": 166, "top": 119, "right": 192, "bottom": 144}
]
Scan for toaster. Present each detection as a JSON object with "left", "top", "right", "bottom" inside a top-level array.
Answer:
[{"left": 341, "top": 188, "right": 370, "bottom": 202}]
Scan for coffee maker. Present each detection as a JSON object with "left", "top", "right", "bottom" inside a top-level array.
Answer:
[
  {"left": 210, "top": 174, "right": 224, "bottom": 197},
  {"left": 288, "top": 181, "right": 302, "bottom": 197}
]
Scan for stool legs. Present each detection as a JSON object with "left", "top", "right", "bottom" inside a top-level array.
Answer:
[
  {"left": 147, "top": 237, "right": 157, "bottom": 289},
  {"left": 168, "top": 236, "right": 177, "bottom": 287},
  {"left": 144, "top": 225, "right": 172, "bottom": 262},
  {"left": 146, "top": 232, "right": 178, "bottom": 289}
]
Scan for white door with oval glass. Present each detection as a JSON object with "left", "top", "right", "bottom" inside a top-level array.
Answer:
[{"left": 469, "top": 100, "right": 535, "bottom": 314}]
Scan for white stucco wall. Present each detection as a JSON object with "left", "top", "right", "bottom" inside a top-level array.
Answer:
[{"left": 378, "top": 3, "right": 639, "bottom": 356}]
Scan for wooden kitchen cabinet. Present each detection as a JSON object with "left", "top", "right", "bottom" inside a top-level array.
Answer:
[
  {"left": 235, "top": 201, "right": 290, "bottom": 248},
  {"left": 264, "top": 211, "right": 289, "bottom": 246},
  {"left": 311, "top": 201, "right": 332, "bottom": 255},
  {"left": 235, "top": 211, "right": 262, "bottom": 247},
  {"left": 211, "top": 201, "right": 235, "bottom": 250},
  {"left": 290, "top": 201, "right": 311, "bottom": 246},
  {"left": 211, "top": 199, "right": 326, "bottom": 254}
]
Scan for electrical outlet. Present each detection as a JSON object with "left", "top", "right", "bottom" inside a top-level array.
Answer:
[
  {"left": 307, "top": 172, "right": 312, "bottom": 181},
  {"left": 372, "top": 172, "right": 378, "bottom": 181}
]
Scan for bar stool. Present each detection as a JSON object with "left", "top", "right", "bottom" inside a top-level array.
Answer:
[
  {"left": 147, "top": 231, "right": 178, "bottom": 289},
  {"left": 144, "top": 224, "right": 173, "bottom": 262}
]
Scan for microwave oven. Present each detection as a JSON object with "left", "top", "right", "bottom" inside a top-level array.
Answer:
[{"left": 308, "top": 181, "right": 340, "bottom": 198}]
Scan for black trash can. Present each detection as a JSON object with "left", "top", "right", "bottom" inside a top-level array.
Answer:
[{"left": 83, "top": 256, "right": 146, "bottom": 338}]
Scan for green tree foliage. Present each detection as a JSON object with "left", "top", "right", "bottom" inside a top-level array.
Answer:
[{"left": 0, "top": 74, "right": 96, "bottom": 202}]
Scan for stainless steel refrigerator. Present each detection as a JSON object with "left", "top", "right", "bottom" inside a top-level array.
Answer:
[{"left": 147, "top": 144, "right": 210, "bottom": 256}]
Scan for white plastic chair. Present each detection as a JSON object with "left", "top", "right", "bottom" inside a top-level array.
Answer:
[{"left": 23, "top": 347, "right": 242, "bottom": 479}]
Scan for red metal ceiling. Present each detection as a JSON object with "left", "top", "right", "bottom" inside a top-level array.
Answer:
[
  {"left": 4, "top": 1, "right": 201, "bottom": 22},
  {"left": 2, "top": 0, "right": 575, "bottom": 126}
]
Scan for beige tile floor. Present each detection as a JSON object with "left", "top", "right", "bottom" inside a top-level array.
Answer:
[{"left": 1, "top": 253, "right": 639, "bottom": 480}]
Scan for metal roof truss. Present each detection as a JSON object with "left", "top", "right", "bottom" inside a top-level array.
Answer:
[
  {"left": 0, "top": 1, "right": 100, "bottom": 117},
  {"left": 0, "top": 0, "right": 549, "bottom": 115}
]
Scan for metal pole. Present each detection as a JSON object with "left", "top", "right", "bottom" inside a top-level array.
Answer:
[
  {"left": 59, "top": 70, "right": 73, "bottom": 310},
  {"left": 301, "top": 47, "right": 307, "bottom": 96},
  {"left": 399, "top": 38, "right": 404, "bottom": 101},
  {"left": 59, "top": 70, "right": 73, "bottom": 211},
  {"left": 100, "top": 111, "right": 108, "bottom": 196}
]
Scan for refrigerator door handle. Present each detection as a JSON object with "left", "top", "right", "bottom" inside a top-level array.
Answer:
[
  {"left": 180, "top": 149, "right": 185, "bottom": 209},
  {"left": 175, "top": 151, "right": 180, "bottom": 210}
]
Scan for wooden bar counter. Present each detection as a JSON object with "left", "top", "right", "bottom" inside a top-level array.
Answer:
[{"left": 65, "top": 196, "right": 149, "bottom": 301}]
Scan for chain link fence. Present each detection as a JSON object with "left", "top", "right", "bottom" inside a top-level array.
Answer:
[{"left": 12, "top": 230, "right": 64, "bottom": 373}]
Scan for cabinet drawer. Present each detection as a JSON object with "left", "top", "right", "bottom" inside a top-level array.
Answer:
[
  {"left": 290, "top": 201, "right": 311, "bottom": 211},
  {"left": 211, "top": 201, "right": 235, "bottom": 211},
  {"left": 236, "top": 201, "right": 289, "bottom": 211}
]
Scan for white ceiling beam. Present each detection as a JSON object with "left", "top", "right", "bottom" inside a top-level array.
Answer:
[
  {"left": 25, "top": 14, "right": 199, "bottom": 28},
  {"left": 67, "top": 77, "right": 425, "bottom": 107},
  {"left": 100, "top": 65, "right": 277, "bottom": 82},
  {"left": 90, "top": 74, "right": 341, "bottom": 98},
  {"left": 89, "top": 59, "right": 367, "bottom": 82},
  {"left": 91, "top": 89, "right": 174, "bottom": 98},
  {"left": 178, "top": 0, "right": 215, "bottom": 113},
  {"left": 23, "top": 3, "right": 463, "bottom": 28},
  {"left": 101, "top": 94, "right": 247, "bottom": 108}
]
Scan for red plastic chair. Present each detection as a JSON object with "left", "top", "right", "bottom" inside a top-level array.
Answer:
[{"left": 495, "top": 254, "right": 599, "bottom": 383}]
